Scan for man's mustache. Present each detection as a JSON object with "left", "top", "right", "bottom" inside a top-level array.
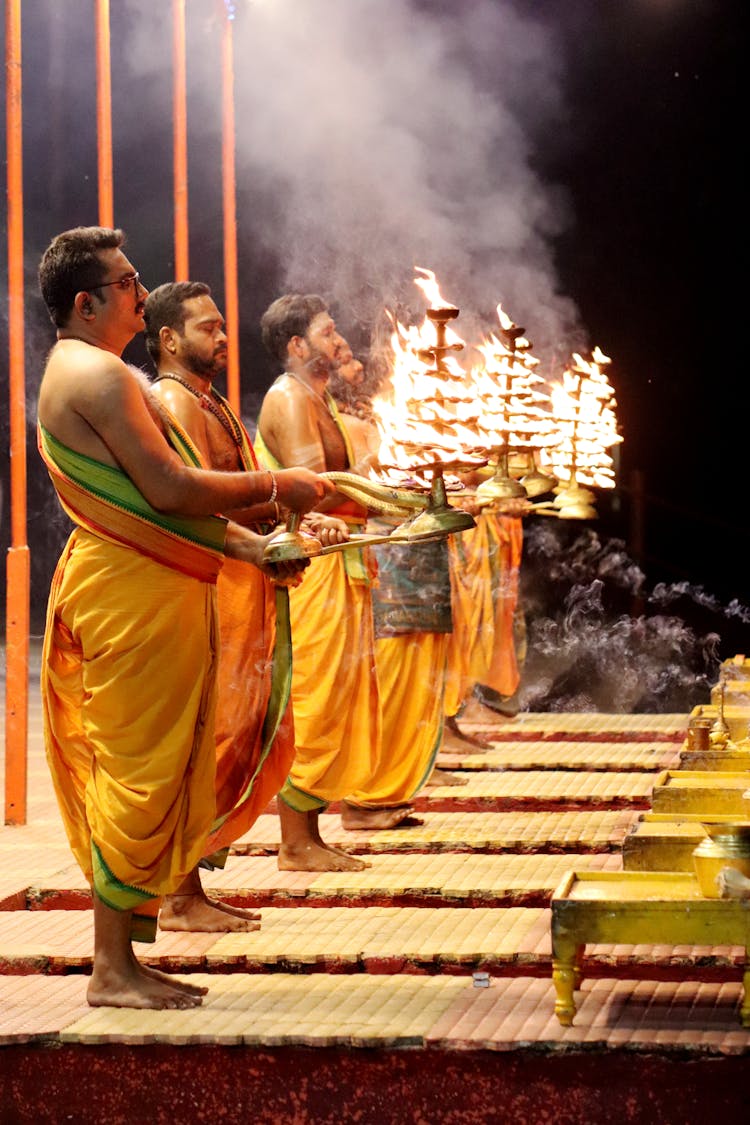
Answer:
[{"left": 300, "top": 355, "right": 337, "bottom": 372}]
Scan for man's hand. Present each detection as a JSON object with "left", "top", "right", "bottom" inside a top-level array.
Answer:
[
  {"left": 224, "top": 523, "right": 310, "bottom": 582},
  {"left": 301, "top": 513, "right": 350, "bottom": 546},
  {"left": 496, "top": 497, "right": 533, "bottom": 517},
  {"left": 452, "top": 493, "right": 483, "bottom": 517},
  {"left": 274, "top": 467, "right": 334, "bottom": 514}
]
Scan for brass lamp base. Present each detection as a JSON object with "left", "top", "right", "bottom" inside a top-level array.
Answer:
[
  {"left": 394, "top": 504, "right": 475, "bottom": 541},
  {"left": 521, "top": 468, "right": 557, "bottom": 498},
  {"left": 263, "top": 529, "right": 322, "bottom": 564},
  {"left": 263, "top": 513, "right": 322, "bottom": 564},
  {"left": 393, "top": 468, "right": 476, "bottom": 539},
  {"left": 553, "top": 481, "right": 597, "bottom": 520},
  {"left": 476, "top": 472, "right": 527, "bottom": 502}
]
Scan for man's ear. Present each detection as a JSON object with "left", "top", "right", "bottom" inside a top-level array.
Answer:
[
  {"left": 289, "top": 335, "right": 305, "bottom": 360},
  {"left": 74, "top": 291, "right": 95, "bottom": 319},
  {"left": 160, "top": 325, "right": 178, "bottom": 354}
]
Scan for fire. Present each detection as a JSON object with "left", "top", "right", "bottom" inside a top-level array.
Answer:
[
  {"left": 541, "top": 348, "right": 623, "bottom": 489},
  {"left": 368, "top": 271, "right": 623, "bottom": 507},
  {"left": 412, "top": 266, "right": 455, "bottom": 311},
  {"left": 469, "top": 307, "right": 558, "bottom": 457},
  {"left": 370, "top": 270, "right": 486, "bottom": 486}
]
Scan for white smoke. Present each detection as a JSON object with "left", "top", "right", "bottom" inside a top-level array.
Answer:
[
  {"left": 122, "top": 0, "right": 583, "bottom": 361},
  {"left": 516, "top": 526, "right": 723, "bottom": 713}
]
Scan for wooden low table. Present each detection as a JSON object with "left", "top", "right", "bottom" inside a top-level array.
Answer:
[
  {"left": 622, "top": 819, "right": 706, "bottom": 871},
  {"left": 651, "top": 770, "right": 750, "bottom": 815},
  {"left": 550, "top": 871, "right": 750, "bottom": 1026},
  {"left": 680, "top": 748, "right": 750, "bottom": 771}
]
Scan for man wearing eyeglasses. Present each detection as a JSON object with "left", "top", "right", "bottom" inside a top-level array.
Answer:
[{"left": 36, "top": 226, "right": 333, "bottom": 1010}]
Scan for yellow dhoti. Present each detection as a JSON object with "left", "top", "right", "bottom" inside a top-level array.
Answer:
[
  {"left": 38, "top": 426, "right": 225, "bottom": 941},
  {"left": 159, "top": 399, "right": 295, "bottom": 859},
  {"left": 282, "top": 550, "right": 381, "bottom": 811},
  {"left": 481, "top": 513, "right": 523, "bottom": 698},
  {"left": 205, "top": 560, "right": 294, "bottom": 854},
  {"left": 445, "top": 512, "right": 523, "bottom": 715},
  {"left": 347, "top": 632, "right": 447, "bottom": 807}
]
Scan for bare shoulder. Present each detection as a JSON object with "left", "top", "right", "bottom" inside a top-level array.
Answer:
[
  {"left": 258, "top": 375, "right": 311, "bottom": 429},
  {"left": 150, "top": 374, "right": 203, "bottom": 429},
  {"left": 38, "top": 342, "right": 167, "bottom": 465}
]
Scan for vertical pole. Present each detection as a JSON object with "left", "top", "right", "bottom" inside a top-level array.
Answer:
[
  {"left": 172, "top": 0, "right": 189, "bottom": 279},
  {"left": 95, "top": 0, "right": 114, "bottom": 227},
  {"left": 221, "top": 2, "right": 240, "bottom": 411},
  {"left": 5, "top": 0, "right": 29, "bottom": 825}
]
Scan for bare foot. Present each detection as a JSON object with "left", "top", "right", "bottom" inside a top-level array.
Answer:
[
  {"left": 278, "top": 840, "right": 370, "bottom": 872},
  {"left": 341, "top": 802, "right": 424, "bottom": 830},
  {"left": 306, "top": 814, "right": 369, "bottom": 865},
  {"left": 424, "top": 767, "right": 468, "bottom": 787},
  {"left": 159, "top": 893, "right": 260, "bottom": 933},
  {"left": 139, "top": 962, "right": 208, "bottom": 997},
  {"left": 444, "top": 714, "right": 493, "bottom": 750},
  {"left": 88, "top": 962, "right": 204, "bottom": 1009},
  {"left": 208, "top": 900, "right": 262, "bottom": 923}
]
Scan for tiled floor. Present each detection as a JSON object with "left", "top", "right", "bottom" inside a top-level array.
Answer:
[{"left": 1, "top": 669, "right": 748, "bottom": 1061}]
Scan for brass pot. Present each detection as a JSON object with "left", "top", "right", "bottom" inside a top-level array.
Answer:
[{"left": 692, "top": 822, "right": 750, "bottom": 897}]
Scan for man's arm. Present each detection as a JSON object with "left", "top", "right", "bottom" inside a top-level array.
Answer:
[{"left": 39, "top": 350, "right": 331, "bottom": 516}]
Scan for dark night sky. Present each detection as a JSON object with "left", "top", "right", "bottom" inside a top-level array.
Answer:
[{"left": 1, "top": 0, "right": 747, "bottom": 657}]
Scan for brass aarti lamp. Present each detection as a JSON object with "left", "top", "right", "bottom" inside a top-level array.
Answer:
[
  {"left": 398, "top": 302, "right": 481, "bottom": 537},
  {"left": 474, "top": 307, "right": 556, "bottom": 508},
  {"left": 542, "top": 349, "right": 622, "bottom": 520},
  {"left": 265, "top": 273, "right": 480, "bottom": 564}
]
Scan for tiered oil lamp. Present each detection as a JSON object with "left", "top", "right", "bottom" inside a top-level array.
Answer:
[
  {"left": 540, "top": 347, "right": 622, "bottom": 520},
  {"left": 368, "top": 268, "right": 485, "bottom": 539},
  {"left": 472, "top": 304, "right": 558, "bottom": 506}
]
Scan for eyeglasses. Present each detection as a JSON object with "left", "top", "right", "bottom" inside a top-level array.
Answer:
[{"left": 83, "top": 272, "right": 141, "bottom": 296}]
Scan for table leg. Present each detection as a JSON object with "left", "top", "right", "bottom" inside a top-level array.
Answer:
[{"left": 552, "top": 936, "right": 578, "bottom": 1026}]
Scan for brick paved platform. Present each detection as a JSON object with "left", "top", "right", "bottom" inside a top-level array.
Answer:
[{"left": 0, "top": 669, "right": 746, "bottom": 1123}]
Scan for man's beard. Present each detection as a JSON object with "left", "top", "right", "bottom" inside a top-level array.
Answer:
[
  {"left": 182, "top": 342, "right": 227, "bottom": 380},
  {"left": 303, "top": 345, "right": 336, "bottom": 380}
]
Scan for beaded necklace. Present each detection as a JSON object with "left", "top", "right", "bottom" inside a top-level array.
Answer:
[{"left": 155, "top": 372, "right": 243, "bottom": 448}]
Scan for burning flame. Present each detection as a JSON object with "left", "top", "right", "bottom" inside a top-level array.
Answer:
[
  {"left": 541, "top": 348, "right": 623, "bottom": 489},
  {"left": 412, "top": 266, "right": 457, "bottom": 311},
  {"left": 370, "top": 269, "right": 485, "bottom": 485},
  {"left": 368, "top": 272, "right": 623, "bottom": 500},
  {"left": 470, "top": 323, "right": 557, "bottom": 455}
]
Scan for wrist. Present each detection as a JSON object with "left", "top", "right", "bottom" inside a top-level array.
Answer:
[{"left": 267, "top": 471, "right": 278, "bottom": 504}]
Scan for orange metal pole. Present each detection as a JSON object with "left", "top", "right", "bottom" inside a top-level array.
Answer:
[
  {"left": 5, "top": 0, "right": 30, "bottom": 825},
  {"left": 95, "top": 0, "right": 114, "bottom": 227},
  {"left": 172, "top": 0, "right": 189, "bottom": 279},
  {"left": 221, "top": 3, "right": 240, "bottom": 411}
]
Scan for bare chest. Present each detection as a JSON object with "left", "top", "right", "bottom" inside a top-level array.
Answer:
[{"left": 314, "top": 404, "right": 349, "bottom": 471}]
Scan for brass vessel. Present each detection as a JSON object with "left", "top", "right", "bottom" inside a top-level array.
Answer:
[
  {"left": 552, "top": 480, "right": 597, "bottom": 521},
  {"left": 262, "top": 466, "right": 475, "bottom": 564},
  {"left": 393, "top": 471, "right": 475, "bottom": 539},
  {"left": 692, "top": 822, "right": 750, "bottom": 897}
]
